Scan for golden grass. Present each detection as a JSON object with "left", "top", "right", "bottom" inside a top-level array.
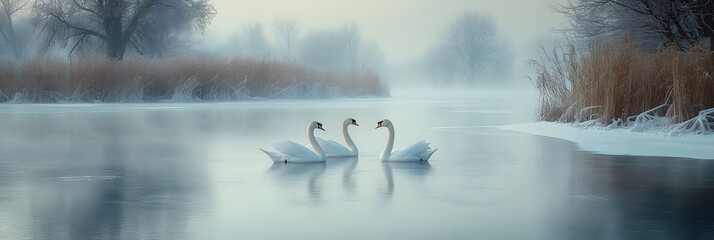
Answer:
[
  {"left": 0, "top": 56, "right": 387, "bottom": 102},
  {"left": 532, "top": 39, "right": 714, "bottom": 125}
]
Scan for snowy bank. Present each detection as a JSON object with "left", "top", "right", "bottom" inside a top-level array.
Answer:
[{"left": 497, "top": 122, "right": 714, "bottom": 160}]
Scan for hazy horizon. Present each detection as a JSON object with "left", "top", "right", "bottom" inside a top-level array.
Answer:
[{"left": 205, "top": 0, "right": 568, "bottom": 66}]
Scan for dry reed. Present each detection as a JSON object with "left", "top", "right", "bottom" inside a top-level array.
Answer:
[
  {"left": 532, "top": 38, "right": 714, "bottom": 131},
  {"left": 0, "top": 56, "right": 387, "bottom": 103}
]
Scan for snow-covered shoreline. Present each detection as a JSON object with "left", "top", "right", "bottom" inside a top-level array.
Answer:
[{"left": 497, "top": 122, "right": 714, "bottom": 160}]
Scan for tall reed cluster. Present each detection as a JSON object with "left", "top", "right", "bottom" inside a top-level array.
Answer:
[
  {"left": 532, "top": 39, "right": 714, "bottom": 131},
  {"left": 0, "top": 56, "right": 387, "bottom": 103}
]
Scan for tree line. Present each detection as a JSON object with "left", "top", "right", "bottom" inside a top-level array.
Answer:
[
  {"left": 0, "top": 0, "right": 385, "bottom": 75},
  {"left": 1, "top": 1, "right": 521, "bottom": 87},
  {"left": 215, "top": 21, "right": 384, "bottom": 73}
]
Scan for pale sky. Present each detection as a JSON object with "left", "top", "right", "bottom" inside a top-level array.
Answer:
[{"left": 206, "top": 0, "right": 568, "bottom": 65}]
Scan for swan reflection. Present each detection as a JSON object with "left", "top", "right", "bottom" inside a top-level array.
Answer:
[
  {"left": 268, "top": 162, "right": 327, "bottom": 203},
  {"left": 326, "top": 157, "right": 358, "bottom": 194},
  {"left": 381, "top": 161, "right": 433, "bottom": 200}
]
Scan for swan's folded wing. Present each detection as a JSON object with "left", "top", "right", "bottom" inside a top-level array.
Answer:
[
  {"left": 390, "top": 140, "right": 433, "bottom": 161},
  {"left": 391, "top": 140, "right": 426, "bottom": 153},
  {"left": 260, "top": 148, "right": 285, "bottom": 162},
  {"left": 390, "top": 140, "right": 427, "bottom": 155},
  {"left": 316, "top": 137, "right": 352, "bottom": 155},
  {"left": 272, "top": 140, "right": 319, "bottom": 160}
]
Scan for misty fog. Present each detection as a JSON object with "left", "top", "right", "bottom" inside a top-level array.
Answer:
[
  {"left": 2, "top": 1, "right": 713, "bottom": 240},
  {"left": 199, "top": 0, "right": 568, "bottom": 88},
  {"left": 0, "top": 0, "right": 569, "bottom": 98}
]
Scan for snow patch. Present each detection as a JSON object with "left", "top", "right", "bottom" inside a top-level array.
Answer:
[{"left": 497, "top": 122, "right": 714, "bottom": 160}]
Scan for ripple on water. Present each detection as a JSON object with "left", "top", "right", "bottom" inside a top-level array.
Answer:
[{"left": 57, "top": 175, "right": 122, "bottom": 182}]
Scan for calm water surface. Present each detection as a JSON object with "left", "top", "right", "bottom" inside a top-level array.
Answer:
[{"left": 0, "top": 90, "right": 712, "bottom": 240}]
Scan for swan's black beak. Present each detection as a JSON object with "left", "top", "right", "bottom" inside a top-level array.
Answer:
[
  {"left": 375, "top": 120, "right": 383, "bottom": 129},
  {"left": 354, "top": 122, "right": 359, "bottom": 126},
  {"left": 317, "top": 122, "right": 325, "bottom": 131}
]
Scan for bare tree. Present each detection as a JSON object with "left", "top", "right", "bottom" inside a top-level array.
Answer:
[
  {"left": 273, "top": 19, "right": 298, "bottom": 60},
  {"left": 694, "top": 0, "right": 714, "bottom": 49},
  {"left": 0, "top": 0, "right": 28, "bottom": 57},
  {"left": 443, "top": 13, "right": 501, "bottom": 84},
  {"left": 32, "top": 0, "right": 215, "bottom": 60},
  {"left": 557, "top": 0, "right": 714, "bottom": 51}
]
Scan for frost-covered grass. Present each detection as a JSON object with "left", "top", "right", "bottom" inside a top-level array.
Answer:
[
  {"left": 532, "top": 38, "right": 714, "bottom": 134},
  {"left": 0, "top": 56, "right": 387, "bottom": 103}
]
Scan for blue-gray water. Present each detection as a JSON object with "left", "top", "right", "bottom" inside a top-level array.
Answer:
[{"left": 0, "top": 89, "right": 712, "bottom": 240}]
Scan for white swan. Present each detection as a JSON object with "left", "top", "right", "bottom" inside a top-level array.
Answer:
[
  {"left": 375, "top": 119, "right": 438, "bottom": 162},
  {"left": 316, "top": 118, "right": 359, "bottom": 157},
  {"left": 260, "top": 121, "right": 327, "bottom": 163}
]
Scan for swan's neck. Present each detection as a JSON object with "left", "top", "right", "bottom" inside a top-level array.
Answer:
[
  {"left": 342, "top": 123, "right": 358, "bottom": 155},
  {"left": 308, "top": 127, "right": 326, "bottom": 160},
  {"left": 380, "top": 125, "right": 394, "bottom": 161}
]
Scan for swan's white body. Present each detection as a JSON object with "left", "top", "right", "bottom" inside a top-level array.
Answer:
[
  {"left": 260, "top": 121, "right": 327, "bottom": 163},
  {"left": 316, "top": 118, "right": 359, "bottom": 157},
  {"left": 376, "top": 119, "right": 437, "bottom": 162}
]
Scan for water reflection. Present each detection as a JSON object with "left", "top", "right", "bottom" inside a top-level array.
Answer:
[
  {"left": 267, "top": 162, "right": 327, "bottom": 204},
  {"left": 562, "top": 155, "right": 714, "bottom": 240},
  {"left": 381, "top": 162, "right": 433, "bottom": 200},
  {"left": 326, "top": 157, "right": 358, "bottom": 194},
  {"left": 1, "top": 92, "right": 713, "bottom": 239},
  {"left": 0, "top": 105, "right": 211, "bottom": 240},
  {"left": 21, "top": 142, "right": 209, "bottom": 240}
]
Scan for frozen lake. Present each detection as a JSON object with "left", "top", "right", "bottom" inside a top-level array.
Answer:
[{"left": 0, "top": 89, "right": 712, "bottom": 239}]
